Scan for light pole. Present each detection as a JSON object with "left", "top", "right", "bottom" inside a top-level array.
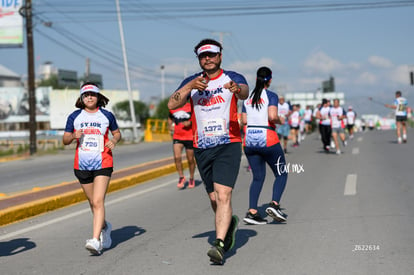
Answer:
[
  {"left": 160, "top": 65, "right": 165, "bottom": 99},
  {"left": 115, "top": 0, "right": 138, "bottom": 142}
]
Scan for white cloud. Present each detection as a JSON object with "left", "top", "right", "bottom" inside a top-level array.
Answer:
[
  {"left": 368, "top": 56, "right": 393, "bottom": 68},
  {"left": 356, "top": 71, "right": 377, "bottom": 85},
  {"left": 303, "top": 50, "right": 343, "bottom": 75},
  {"left": 390, "top": 65, "right": 411, "bottom": 85}
]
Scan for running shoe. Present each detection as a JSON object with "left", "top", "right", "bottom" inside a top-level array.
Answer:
[
  {"left": 324, "top": 146, "right": 330, "bottom": 153},
  {"left": 207, "top": 239, "right": 225, "bottom": 265},
  {"left": 223, "top": 215, "right": 239, "bottom": 252},
  {"left": 85, "top": 238, "right": 102, "bottom": 255},
  {"left": 177, "top": 176, "right": 186, "bottom": 188},
  {"left": 266, "top": 202, "right": 287, "bottom": 222},
  {"left": 336, "top": 150, "right": 341, "bottom": 155},
  {"left": 398, "top": 137, "right": 402, "bottom": 144},
  {"left": 343, "top": 140, "right": 348, "bottom": 146},
  {"left": 188, "top": 178, "right": 195, "bottom": 189},
  {"left": 243, "top": 211, "right": 267, "bottom": 225},
  {"left": 100, "top": 221, "right": 112, "bottom": 249}
]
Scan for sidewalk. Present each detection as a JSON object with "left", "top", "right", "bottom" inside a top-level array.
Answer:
[{"left": 0, "top": 156, "right": 187, "bottom": 226}]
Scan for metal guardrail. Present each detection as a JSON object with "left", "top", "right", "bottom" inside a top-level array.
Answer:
[{"left": 144, "top": 119, "right": 172, "bottom": 142}]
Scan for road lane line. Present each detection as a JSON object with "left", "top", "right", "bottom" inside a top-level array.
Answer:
[
  {"left": 344, "top": 174, "right": 357, "bottom": 196},
  {"left": 352, "top": 147, "right": 359, "bottom": 155},
  {"left": 0, "top": 179, "right": 177, "bottom": 241},
  {"left": 357, "top": 137, "right": 363, "bottom": 142}
]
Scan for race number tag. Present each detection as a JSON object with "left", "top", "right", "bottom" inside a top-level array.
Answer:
[
  {"left": 202, "top": 118, "right": 227, "bottom": 137},
  {"left": 80, "top": 134, "right": 104, "bottom": 152}
]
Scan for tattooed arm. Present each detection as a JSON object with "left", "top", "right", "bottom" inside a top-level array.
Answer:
[{"left": 168, "top": 76, "right": 207, "bottom": 110}]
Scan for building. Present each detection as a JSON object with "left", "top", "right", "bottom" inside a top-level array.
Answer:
[
  {"left": 285, "top": 90, "right": 345, "bottom": 109},
  {"left": 0, "top": 64, "right": 22, "bottom": 87}
]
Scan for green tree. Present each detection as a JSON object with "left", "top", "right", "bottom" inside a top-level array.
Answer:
[
  {"left": 112, "top": 100, "right": 149, "bottom": 125},
  {"left": 37, "top": 74, "right": 79, "bottom": 89},
  {"left": 152, "top": 98, "right": 170, "bottom": 119},
  {"left": 37, "top": 74, "right": 60, "bottom": 88}
]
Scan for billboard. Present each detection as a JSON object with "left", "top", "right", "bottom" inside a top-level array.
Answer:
[
  {"left": 50, "top": 89, "right": 140, "bottom": 129},
  {"left": 0, "top": 0, "right": 24, "bottom": 48},
  {"left": 0, "top": 86, "right": 51, "bottom": 122}
]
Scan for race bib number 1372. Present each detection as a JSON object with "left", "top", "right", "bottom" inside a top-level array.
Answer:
[{"left": 202, "top": 118, "right": 227, "bottom": 137}]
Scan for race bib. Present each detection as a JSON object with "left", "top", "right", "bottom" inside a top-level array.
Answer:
[
  {"left": 80, "top": 134, "right": 104, "bottom": 152},
  {"left": 202, "top": 118, "right": 227, "bottom": 137}
]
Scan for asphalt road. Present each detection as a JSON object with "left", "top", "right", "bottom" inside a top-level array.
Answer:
[
  {"left": 0, "top": 142, "right": 173, "bottom": 195},
  {"left": 0, "top": 129, "right": 413, "bottom": 274}
]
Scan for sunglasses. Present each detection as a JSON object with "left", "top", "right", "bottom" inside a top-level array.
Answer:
[
  {"left": 198, "top": 52, "right": 219, "bottom": 60},
  {"left": 82, "top": 92, "right": 98, "bottom": 97}
]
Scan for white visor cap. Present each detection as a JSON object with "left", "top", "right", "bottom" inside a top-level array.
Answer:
[
  {"left": 80, "top": 84, "right": 100, "bottom": 95},
  {"left": 196, "top": 44, "right": 221, "bottom": 56}
]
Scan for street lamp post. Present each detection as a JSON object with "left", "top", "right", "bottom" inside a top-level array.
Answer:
[
  {"left": 115, "top": 0, "right": 138, "bottom": 142},
  {"left": 160, "top": 65, "right": 165, "bottom": 99}
]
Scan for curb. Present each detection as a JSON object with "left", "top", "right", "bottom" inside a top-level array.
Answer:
[{"left": 0, "top": 161, "right": 187, "bottom": 226}]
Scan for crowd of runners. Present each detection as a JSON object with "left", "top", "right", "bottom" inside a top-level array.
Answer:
[
  {"left": 64, "top": 38, "right": 409, "bottom": 265},
  {"left": 275, "top": 97, "right": 359, "bottom": 155}
]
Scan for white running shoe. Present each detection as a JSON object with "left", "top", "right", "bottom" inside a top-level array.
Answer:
[
  {"left": 398, "top": 137, "right": 402, "bottom": 144},
  {"left": 100, "top": 221, "right": 112, "bottom": 249},
  {"left": 336, "top": 150, "right": 341, "bottom": 155},
  {"left": 85, "top": 238, "right": 102, "bottom": 255}
]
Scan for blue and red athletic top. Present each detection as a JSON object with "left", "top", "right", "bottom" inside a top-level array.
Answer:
[
  {"left": 242, "top": 89, "right": 280, "bottom": 148},
  {"left": 175, "top": 69, "right": 248, "bottom": 149},
  {"left": 64, "top": 108, "right": 119, "bottom": 170}
]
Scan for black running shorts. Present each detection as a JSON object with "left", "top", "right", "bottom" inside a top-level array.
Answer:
[
  {"left": 173, "top": 139, "right": 194, "bottom": 149},
  {"left": 74, "top": 168, "right": 113, "bottom": 184},
  {"left": 396, "top": 115, "right": 407, "bottom": 122},
  {"left": 194, "top": 142, "right": 241, "bottom": 193}
]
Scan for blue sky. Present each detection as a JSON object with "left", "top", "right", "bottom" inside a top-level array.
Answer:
[{"left": 1, "top": 0, "right": 414, "bottom": 116}]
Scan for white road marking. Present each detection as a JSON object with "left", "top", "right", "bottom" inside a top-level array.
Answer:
[
  {"left": 0, "top": 179, "right": 177, "bottom": 241},
  {"left": 344, "top": 174, "right": 357, "bottom": 196},
  {"left": 352, "top": 147, "right": 359, "bottom": 155},
  {"left": 357, "top": 137, "right": 363, "bottom": 142}
]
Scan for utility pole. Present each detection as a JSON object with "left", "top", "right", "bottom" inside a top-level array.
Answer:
[
  {"left": 211, "top": 31, "right": 230, "bottom": 46},
  {"left": 85, "top": 58, "right": 90, "bottom": 80},
  {"left": 20, "top": 0, "right": 37, "bottom": 155}
]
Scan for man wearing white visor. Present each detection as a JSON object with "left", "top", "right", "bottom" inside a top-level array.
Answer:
[{"left": 168, "top": 38, "right": 249, "bottom": 264}]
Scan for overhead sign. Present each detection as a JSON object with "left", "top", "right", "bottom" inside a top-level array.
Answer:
[{"left": 0, "top": 0, "right": 23, "bottom": 47}]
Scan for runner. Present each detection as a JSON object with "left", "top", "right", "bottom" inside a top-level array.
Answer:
[
  {"left": 241, "top": 66, "right": 288, "bottom": 225},
  {"left": 303, "top": 105, "right": 313, "bottom": 136},
  {"left": 167, "top": 38, "right": 249, "bottom": 265},
  {"left": 276, "top": 95, "right": 291, "bottom": 154},
  {"left": 316, "top": 99, "right": 332, "bottom": 153},
  {"left": 346, "top": 106, "right": 357, "bottom": 139},
  {"left": 385, "top": 91, "right": 408, "bottom": 143},
  {"left": 329, "top": 99, "right": 347, "bottom": 154},
  {"left": 289, "top": 104, "right": 301, "bottom": 147},
  {"left": 168, "top": 102, "right": 196, "bottom": 189},
  {"left": 313, "top": 103, "right": 321, "bottom": 140},
  {"left": 62, "top": 82, "right": 121, "bottom": 255}
]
